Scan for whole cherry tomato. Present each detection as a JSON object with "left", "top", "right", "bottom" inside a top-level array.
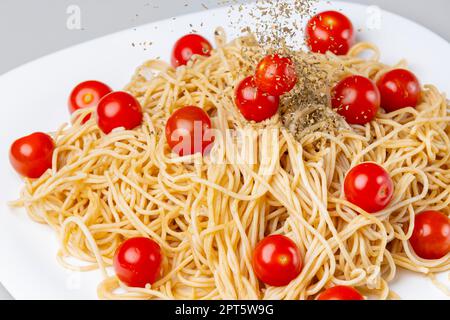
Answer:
[
  {"left": 113, "top": 237, "right": 162, "bottom": 288},
  {"left": 331, "top": 75, "right": 380, "bottom": 125},
  {"left": 377, "top": 69, "right": 421, "bottom": 113},
  {"left": 171, "top": 34, "right": 213, "bottom": 67},
  {"left": 235, "top": 76, "right": 280, "bottom": 122},
  {"left": 165, "top": 106, "right": 213, "bottom": 156},
  {"left": 252, "top": 235, "right": 303, "bottom": 287},
  {"left": 96, "top": 91, "right": 143, "bottom": 134},
  {"left": 255, "top": 54, "right": 298, "bottom": 96},
  {"left": 68, "top": 80, "right": 112, "bottom": 123},
  {"left": 409, "top": 211, "right": 450, "bottom": 260},
  {"left": 344, "top": 162, "right": 394, "bottom": 213},
  {"left": 10, "top": 132, "right": 55, "bottom": 179},
  {"left": 305, "top": 10, "right": 355, "bottom": 55},
  {"left": 318, "top": 286, "right": 364, "bottom": 300}
]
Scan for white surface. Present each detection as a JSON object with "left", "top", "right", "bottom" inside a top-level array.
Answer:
[{"left": 0, "top": 1, "right": 449, "bottom": 300}]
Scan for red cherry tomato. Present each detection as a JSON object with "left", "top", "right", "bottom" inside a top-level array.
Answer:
[
  {"left": 331, "top": 75, "right": 380, "bottom": 125},
  {"left": 318, "top": 286, "right": 364, "bottom": 300},
  {"left": 305, "top": 10, "right": 355, "bottom": 55},
  {"left": 409, "top": 211, "right": 450, "bottom": 260},
  {"left": 68, "top": 80, "right": 112, "bottom": 123},
  {"left": 344, "top": 162, "right": 394, "bottom": 213},
  {"left": 235, "top": 76, "right": 280, "bottom": 122},
  {"left": 165, "top": 106, "right": 213, "bottom": 156},
  {"left": 10, "top": 132, "right": 55, "bottom": 179},
  {"left": 377, "top": 69, "right": 421, "bottom": 113},
  {"left": 113, "top": 237, "right": 162, "bottom": 288},
  {"left": 96, "top": 91, "right": 143, "bottom": 134},
  {"left": 255, "top": 54, "right": 298, "bottom": 96},
  {"left": 171, "top": 34, "right": 213, "bottom": 67},
  {"left": 252, "top": 235, "right": 302, "bottom": 287}
]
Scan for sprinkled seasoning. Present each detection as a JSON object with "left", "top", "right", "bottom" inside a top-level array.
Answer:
[
  {"left": 281, "top": 51, "right": 345, "bottom": 140},
  {"left": 223, "top": 0, "right": 318, "bottom": 50},
  {"left": 221, "top": 0, "right": 345, "bottom": 138},
  {"left": 131, "top": 41, "right": 154, "bottom": 51}
]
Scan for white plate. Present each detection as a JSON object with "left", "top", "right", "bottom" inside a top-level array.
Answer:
[{"left": 0, "top": 1, "right": 449, "bottom": 300}]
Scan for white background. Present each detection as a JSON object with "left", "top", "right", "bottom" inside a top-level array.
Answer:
[{"left": 0, "top": 0, "right": 449, "bottom": 299}]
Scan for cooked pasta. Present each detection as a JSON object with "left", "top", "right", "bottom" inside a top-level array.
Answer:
[{"left": 11, "top": 30, "right": 450, "bottom": 300}]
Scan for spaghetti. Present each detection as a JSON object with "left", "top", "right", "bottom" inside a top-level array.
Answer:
[{"left": 11, "top": 30, "right": 450, "bottom": 300}]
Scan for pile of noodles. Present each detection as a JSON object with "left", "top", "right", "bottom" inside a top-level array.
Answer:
[{"left": 11, "top": 30, "right": 450, "bottom": 300}]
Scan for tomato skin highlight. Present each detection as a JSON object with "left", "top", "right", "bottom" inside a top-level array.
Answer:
[
  {"left": 10, "top": 132, "right": 55, "bottom": 179},
  {"left": 68, "top": 80, "right": 112, "bottom": 123},
  {"left": 165, "top": 106, "right": 213, "bottom": 156},
  {"left": 344, "top": 162, "right": 394, "bottom": 213},
  {"left": 235, "top": 76, "right": 280, "bottom": 123},
  {"left": 96, "top": 91, "right": 143, "bottom": 134},
  {"left": 113, "top": 237, "right": 162, "bottom": 288},
  {"left": 409, "top": 211, "right": 450, "bottom": 260},
  {"left": 305, "top": 10, "right": 355, "bottom": 55},
  {"left": 318, "top": 286, "right": 364, "bottom": 300},
  {"left": 252, "top": 235, "right": 302, "bottom": 287},
  {"left": 377, "top": 69, "right": 421, "bottom": 113},
  {"left": 171, "top": 34, "right": 213, "bottom": 67},
  {"left": 331, "top": 75, "right": 380, "bottom": 125},
  {"left": 255, "top": 54, "right": 298, "bottom": 96}
]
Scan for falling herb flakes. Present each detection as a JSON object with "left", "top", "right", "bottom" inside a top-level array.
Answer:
[
  {"left": 220, "top": 0, "right": 343, "bottom": 138},
  {"left": 131, "top": 41, "right": 154, "bottom": 51},
  {"left": 224, "top": 0, "right": 318, "bottom": 51}
]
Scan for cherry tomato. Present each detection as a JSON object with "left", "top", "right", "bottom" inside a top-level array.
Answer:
[
  {"left": 113, "top": 237, "right": 162, "bottom": 288},
  {"left": 68, "top": 80, "right": 112, "bottom": 123},
  {"left": 165, "top": 106, "right": 213, "bottom": 156},
  {"left": 252, "top": 235, "right": 302, "bottom": 287},
  {"left": 331, "top": 75, "right": 380, "bottom": 125},
  {"left": 409, "top": 211, "right": 450, "bottom": 260},
  {"left": 10, "top": 132, "right": 55, "bottom": 179},
  {"left": 305, "top": 10, "right": 355, "bottom": 55},
  {"left": 344, "top": 162, "right": 394, "bottom": 213},
  {"left": 96, "top": 91, "right": 143, "bottom": 134},
  {"left": 318, "top": 286, "right": 364, "bottom": 300},
  {"left": 235, "top": 76, "right": 280, "bottom": 122},
  {"left": 377, "top": 69, "right": 421, "bottom": 113},
  {"left": 171, "top": 34, "right": 213, "bottom": 67},
  {"left": 254, "top": 54, "right": 298, "bottom": 96}
]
